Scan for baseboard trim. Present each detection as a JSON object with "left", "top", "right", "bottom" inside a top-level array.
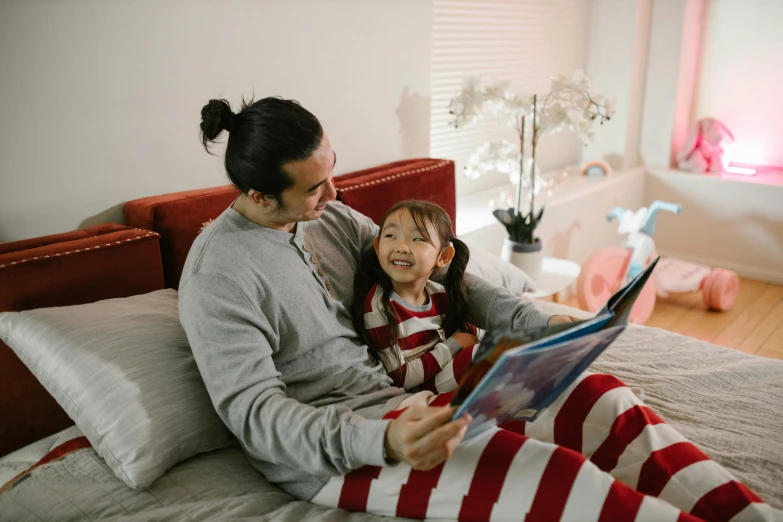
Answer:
[{"left": 656, "top": 250, "right": 783, "bottom": 285}]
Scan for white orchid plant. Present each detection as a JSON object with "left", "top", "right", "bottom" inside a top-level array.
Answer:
[{"left": 449, "top": 70, "right": 615, "bottom": 244}]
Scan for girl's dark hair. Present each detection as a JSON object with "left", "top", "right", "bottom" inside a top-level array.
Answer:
[
  {"left": 199, "top": 96, "right": 323, "bottom": 204},
  {"left": 353, "top": 200, "right": 471, "bottom": 350}
]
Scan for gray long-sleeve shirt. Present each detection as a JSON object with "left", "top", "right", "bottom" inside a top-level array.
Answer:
[{"left": 178, "top": 201, "right": 552, "bottom": 500}]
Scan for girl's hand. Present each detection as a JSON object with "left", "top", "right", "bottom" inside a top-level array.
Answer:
[
  {"left": 384, "top": 405, "right": 471, "bottom": 470},
  {"left": 452, "top": 329, "right": 479, "bottom": 349},
  {"left": 547, "top": 314, "right": 582, "bottom": 325}
]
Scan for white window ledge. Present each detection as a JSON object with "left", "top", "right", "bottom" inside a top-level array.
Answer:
[
  {"left": 647, "top": 166, "right": 783, "bottom": 187},
  {"left": 456, "top": 165, "right": 646, "bottom": 236}
]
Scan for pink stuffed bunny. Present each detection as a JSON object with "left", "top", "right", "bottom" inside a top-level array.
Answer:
[{"left": 677, "top": 118, "right": 735, "bottom": 173}]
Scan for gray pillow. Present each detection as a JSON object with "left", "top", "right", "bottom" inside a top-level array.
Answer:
[
  {"left": 0, "top": 289, "right": 235, "bottom": 490},
  {"left": 465, "top": 248, "right": 537, "bottom": 295}
]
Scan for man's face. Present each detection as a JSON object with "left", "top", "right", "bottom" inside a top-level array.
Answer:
[{"left": 275, "top": 134, "right": 338, "bottom": 223}]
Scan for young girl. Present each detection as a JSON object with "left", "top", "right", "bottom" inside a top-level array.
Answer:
[
  {"left": 354, "top": 199, "right": 480, "bottom": 394},
  {"left": 344, "top": 201, "right": 772, "bottom": 522}
]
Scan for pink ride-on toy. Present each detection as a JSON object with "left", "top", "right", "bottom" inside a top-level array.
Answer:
[{"left": 577, "top": 201, "right": 740, "bottom": 324}]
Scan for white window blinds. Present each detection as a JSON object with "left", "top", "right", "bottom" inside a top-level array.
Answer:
[{"left": 430, "top": 0, "right": 592, "bottom": 195}]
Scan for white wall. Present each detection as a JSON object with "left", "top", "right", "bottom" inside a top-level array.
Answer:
[
  {"left": 694, "top": 0, "right": 783, "bottom": 167},
  {"left": 581, "top": 0, "right": 652, "bottom": 170},
  {"left": 0, "top": 0, "right": 432, "bottom": 242},
  {"left": 639, "top": 0, "right": 704, "bottom": 168},
  {"left": 646, "top": 168, "right": 783, "bottom": 284}
]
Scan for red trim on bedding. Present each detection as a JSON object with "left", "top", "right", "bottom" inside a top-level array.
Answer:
[
  {"left": 0, "top": 436, "right": 91, "bottom": 493},
  {"left": 34, "top": 436, "right": 91, "bottom": 468}
]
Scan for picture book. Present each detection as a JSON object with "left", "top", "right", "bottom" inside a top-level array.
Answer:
[{"left": 451, "top": 257, "right": 659, "bottom": 440}]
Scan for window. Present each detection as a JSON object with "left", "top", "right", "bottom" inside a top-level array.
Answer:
[{"left": 430, "top": 0, "right": 592, "bottom": 194}]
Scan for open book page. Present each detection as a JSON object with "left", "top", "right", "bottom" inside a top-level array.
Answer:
[
  {"left": 455, "top": 326, "right": 625, "bottom": 440},
  {"left": 451, "top": 314, "right": 612, "bottom": 407}
]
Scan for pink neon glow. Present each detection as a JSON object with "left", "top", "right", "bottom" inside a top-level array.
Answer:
[
  {"left": 725, "top": 166, "right": 756, "bottom": 175},
  {"left": 729, "top": 141, "right": 766, "bottom": 165}
]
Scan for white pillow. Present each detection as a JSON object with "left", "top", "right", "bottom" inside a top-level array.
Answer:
[
  {"left": 465, "top": 249, "right": 537, "bottom": 295},
  {"left": 0, "top": 289, "right": 235, "bottom": 490}
]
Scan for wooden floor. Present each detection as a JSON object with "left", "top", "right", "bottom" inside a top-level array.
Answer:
[{"left": 563, "top": 278, "right": 783, "bottom": 360}]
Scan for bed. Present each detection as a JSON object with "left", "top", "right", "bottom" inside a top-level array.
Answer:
[{"left": 1, "top": 159, "right": 781, "bottom": 521}]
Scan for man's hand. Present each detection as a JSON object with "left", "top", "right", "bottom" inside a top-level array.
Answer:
[
  {"left": 385, "top": 405, "right": 471, "bottom": 470},
  {"left": 547, "top": 314, "right": 582, "bottom": 325},
  {"left": 451, "top": 329, "right": 479, "bottom": 349}
]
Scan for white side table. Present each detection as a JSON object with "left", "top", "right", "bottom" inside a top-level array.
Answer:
[{"left": 527, "top": 257, "right": 581, "bottom": 302}]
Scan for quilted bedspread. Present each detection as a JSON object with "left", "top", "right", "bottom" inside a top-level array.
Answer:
[{"left": 2, "top": 303, "right": 782, "bottom": 521}]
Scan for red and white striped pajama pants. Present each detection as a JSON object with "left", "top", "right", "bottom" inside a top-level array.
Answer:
[
  {"left": 311, "top": 372, "right": 774, "bottom": 521},
  {"left": 418, "top": 344, "right": 477, "bottom": 395}
]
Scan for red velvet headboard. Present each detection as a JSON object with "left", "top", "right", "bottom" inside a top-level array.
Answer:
[
  {"left": 0, "top": 224, "right": 165, "bottom": 457},
  {"left": 0, "top": 158, "right": 454, "bottom": 457},
  {"left": 331, "top": 159, "right": 455, "bottom": 226},
  {"left": 124, "top": 158, "right": 455, "bottom": 288}
]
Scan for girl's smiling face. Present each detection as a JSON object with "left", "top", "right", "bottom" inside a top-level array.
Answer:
[{"left": 374, "top": 208, "right": 452, "bottom": 287}]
